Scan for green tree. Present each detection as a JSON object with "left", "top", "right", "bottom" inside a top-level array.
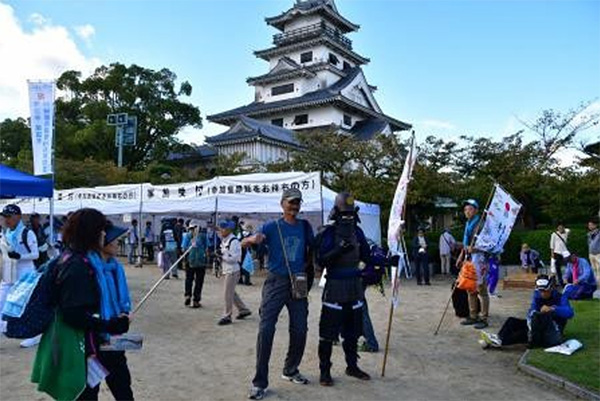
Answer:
[
  {"left": 0, "top": 118, "right": 31, "bottom": 165},
  {"left": 55, "top": 63, "right": 202, "bottom": 169}
]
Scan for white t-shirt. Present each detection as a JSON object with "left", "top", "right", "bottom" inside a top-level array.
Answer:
[{"left": 550, "top": 229, "right": 570, "bottom": 255}]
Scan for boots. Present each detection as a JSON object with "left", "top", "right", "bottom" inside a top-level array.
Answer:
[{"left": 318, "top": 340, "right": 334, "bottom": 386}]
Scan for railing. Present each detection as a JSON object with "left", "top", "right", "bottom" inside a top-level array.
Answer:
[{"left": 273, "top": 22, "right": 352, "bottom": 50}]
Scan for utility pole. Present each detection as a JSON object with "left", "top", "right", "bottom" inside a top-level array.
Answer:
[{"left": 107, "top": 113, "right": 136, "bottom": 167}]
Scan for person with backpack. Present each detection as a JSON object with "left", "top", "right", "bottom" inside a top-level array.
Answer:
[
  {"left": 315, "top": 192, "right": 372, "bottom": 386},
  {"left": 242, "top": 188, "right": 315, "bottom": 400},
  {"left": 550, "top": 221, "right": 570, "bottom": 287},
  {"left": 184, "top": 223, "right": 208, "bottom": 308},
  {"left": 160, "top": 219, "right": 180, "bottom": 279},
  {"left": 479, "top": 275, "right": 574, "bottom": 349},
  {"left": 31, "top": 209, "right": 133, "bottom": 401},
  {"left": 216, "top": 219, "right": 251, "bottom": 326},
  {"left": 456, "top": 199, "right": 490, "bottom": 329},
  {"left": 1, "top": 204, "right": 41, "bottom": 348}
]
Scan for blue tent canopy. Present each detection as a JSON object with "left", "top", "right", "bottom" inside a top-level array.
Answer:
[{"left": 0, "top": 164, "right": 54, "bottom": 198}]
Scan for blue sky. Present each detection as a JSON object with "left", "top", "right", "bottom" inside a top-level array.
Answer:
[{"left": 2, "top": 0, "right": 599, "bottom": 150}]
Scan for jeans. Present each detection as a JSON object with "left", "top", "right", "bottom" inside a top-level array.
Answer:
[
  {"left": 414, "top": 253, "right": 429, "bottom": 284},
  {"left": 361, "top": 293, "right": 379, "bottom": 351},
  {"left": 185, "top": 267, "right": 206, "bottom": 302},
  {"left": 127, "top": 243, "right": 137, "bottom": 264},
  {"left": 77, "top": 351, "right": 133, "bottom": 400},
  {"left": 252, "top": 273, "right": 308, "bottom": 389}
]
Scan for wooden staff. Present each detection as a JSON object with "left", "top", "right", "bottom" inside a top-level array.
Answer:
[
  {"left": 433, "top": 186, "right": 496, "bottom": 336},
  {"left": 132, "top": 246, "right": 192, "bottom": 315}
]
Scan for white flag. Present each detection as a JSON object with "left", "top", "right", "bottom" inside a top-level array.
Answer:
[
  {"left": 28, "top": 81, "right": 55, "bottom": 176},
  {"left": 474, "top": 184, "right": 522, "bottom": 254},
  {"left": 387, "top": 136, "right": 418, "bottom": 255}
]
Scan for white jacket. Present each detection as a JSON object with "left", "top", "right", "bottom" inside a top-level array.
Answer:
[
  {"left": 220, "top": 234, "right": 241, "bottom": 275},
  {"left": 3, "top": 225, "right": 38, "bottom": 281}
]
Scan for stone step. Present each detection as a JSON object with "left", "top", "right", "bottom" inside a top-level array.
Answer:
[{"left": 503, "top": 273, "right": 538, "bottom": 290}]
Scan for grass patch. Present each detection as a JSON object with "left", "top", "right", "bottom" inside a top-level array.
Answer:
[{"left": 526, "top": 299, "right": 600, "bottom": 393}]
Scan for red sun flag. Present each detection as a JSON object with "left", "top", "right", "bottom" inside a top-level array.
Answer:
[{"left": 505, "top": 202, "right": 510, "bottom": 211}]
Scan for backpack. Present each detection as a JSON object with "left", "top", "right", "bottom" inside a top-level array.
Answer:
[
  {"left": 2, "top": 255, "right": 60, "bottom": 339},
  {"left": 21, "top": 227, "right": 32, "bottom": 253},
  {"left": 362, "top": 244, "right": 388, "bottom": 286}
]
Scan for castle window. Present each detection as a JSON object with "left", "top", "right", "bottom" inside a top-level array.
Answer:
[
  {"left": 328, "top": 53, "right": 339, "bottom": 66},
  {"left": 343, "top": 61, "right": 351, "bottom": 70},
  {"left": 300, "top": 51, "right": 313, "bottom": 63},
  {"left": 294, "top": 114, "right": 308, "bottom": 125},
  {"left": 343, "top": 114, "right": 352, "bottom": 126},
  {"left": 271, "top": 118, "right": 284, "bottom": 127},
  {"left": 271, "top": 83, "right": 294, "bottom": 96}
]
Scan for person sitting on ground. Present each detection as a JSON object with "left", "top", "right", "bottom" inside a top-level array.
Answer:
[
  {"left": 479, "top": 274, "right": 574, "bottom": 350},
  {"left": 562, "top": 252, "right": 597, "bottom": 300},
  {"left": 520, "top": 243, "right": 542, "bottom": 274}
]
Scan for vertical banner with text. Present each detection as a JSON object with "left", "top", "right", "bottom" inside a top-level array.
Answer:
[{"left": 28, "top": 81, "right": 55, "bottom": 176}]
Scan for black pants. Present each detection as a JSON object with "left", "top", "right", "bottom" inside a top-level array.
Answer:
[
  {"left": 553, "top": 253, "right": 565, "bottom": 286},
  {"left": 498, "top": 317, "right": 529, "bottom": 345},
  {"left": 414, "top": 254, "right": 430, "bottom": 284},
  {"left": 78, "top": 351, "right": 133, "bottom": 401},
  {"left": 144, "top": 243, "right": 154, "bottom": 262},
  {"left": 239, "top": 268, "right": 251, "bottom": 285},
  {"left": 185, "top": 267, "right": 206, "bottom": 302},
  {"left": 318, "top": 301, "right": 363, "bottom": 371},
  {"left": 498, "top": 314, "right": 563, "bottom": 348}
]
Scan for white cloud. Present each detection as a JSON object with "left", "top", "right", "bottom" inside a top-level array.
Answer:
[
  {"left": 419, "top": 119, "right": 456, "bottom": 131},
  {"left": 74, "top": 24, "right": 95, "bottom": 45},
  {"left": 0, "top": 2, "right": 101, "bottom": 121}
]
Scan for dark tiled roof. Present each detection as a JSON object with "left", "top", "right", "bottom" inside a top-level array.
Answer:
[
  {"left": 206, "top": 116, "right": 299, "bottom": 147},
  {"left": 167, "top": 145, "right": 217, "bottom": 161},
  {"left": 266, "top": 0, "right": 359, "bottom": 33},
  {"left": 208, "top": 68, "right": 411, "bottom": 132},
  {"left": 350, "top": 118, "right": 390, "bottom": 140},
  {"left": 247, "top": 58, "right": 316, "bottom": 85}
]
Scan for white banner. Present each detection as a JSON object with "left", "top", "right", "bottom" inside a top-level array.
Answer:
[
  {"left": 387, "top": 136, "right": 418, "bottom": 255},
  {"left": 475, "top": 184, "right": 522, "bottom": 254},
  {"left": 28, "top": 81, "right": 55, "bottom": 176}
]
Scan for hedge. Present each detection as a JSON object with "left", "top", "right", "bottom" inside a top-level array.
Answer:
[{"left": 411, "top": 227, "right": 590, "bottom": 267}]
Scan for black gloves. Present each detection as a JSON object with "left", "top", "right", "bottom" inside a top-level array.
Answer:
[{"left": 7, "top": 251, "right": 21, "bottom": 260}]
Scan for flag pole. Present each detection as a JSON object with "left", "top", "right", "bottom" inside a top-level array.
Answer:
[
  {"left": 381, "top": 130, "right": 415, "bottom": 377},
  {"left": 433, "top": 185, "right": 496, "bottom": 335}
]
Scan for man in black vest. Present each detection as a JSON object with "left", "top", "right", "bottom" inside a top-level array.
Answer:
[{"left": 316, "top": 192, "right": 371, "bottom": 386}]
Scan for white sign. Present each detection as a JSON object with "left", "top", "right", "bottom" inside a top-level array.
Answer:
[
  {"left": 475, "top": 185, "right": 522, "bottom": 254},
  {"left": 387, "top": 137, "right": 418, "bottom": 255},
  {"left": 28, "top": 81, "right": 55, "bottom": 176}
]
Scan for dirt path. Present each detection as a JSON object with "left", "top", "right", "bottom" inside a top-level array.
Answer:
[{"left": 0, "top": 263, "right": 572, "bottom": 400}]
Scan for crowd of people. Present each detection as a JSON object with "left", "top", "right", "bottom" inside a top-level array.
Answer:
[{"left": 0, "top": 191, "right": 598, "bottom": 400}]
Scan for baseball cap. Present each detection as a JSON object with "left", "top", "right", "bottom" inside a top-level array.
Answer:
[
  {"left": 535, "top": 275, "right": 554, "bottom": 291},
  {"left": 463, "top": 199, "right": 479, "bottom": 209},
  {"left": 104, "top": 222, "right": 128, "bottom": 246},
  {"left": 282, "top": 188, "right": 302, "bottom": 202},
  {"left": 218, "top": 219, "right": 236, "bottom": 230},
  {"left": 1, "top": 204, "right": 22, "bottom": 217}
]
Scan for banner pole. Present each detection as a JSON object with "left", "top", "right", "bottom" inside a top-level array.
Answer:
[
  {"left": 381, "top": 130, "right": 416, "bottom": 377},
  {"left": 138, "top": 182, "right": 144, "bottom": 267}
]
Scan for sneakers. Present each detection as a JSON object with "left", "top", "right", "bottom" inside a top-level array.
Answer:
[
  {"left": 480, "top": 331, "right": 502, "bottom": 349},
  {"left": 184, "top": 297, "right": 191, "bottom": 307},
  {"left": 281, "top": 371, "right": 309, "bottom": 384},
  {"left": 236, "top": 310, "right": 252, "bottom": 320},
  {"left": 248, "top": 386, "right": 266, "bottom": 400},
  {"left": 20, "top": 335, "right": 42, "bottom": 348},
  {"left": 461, "top": 317, "right": 479, "bottom": 326},
  {"left": 319, "top": 369, "right": 333, "bottom": 386},
  {"left": 345, "top": 366, "right": 371, "bottom": 380},
  {"left": 474, "top": 320, "right": 489, "bottom": 329},
  {"left": 218, "top": 317, "right": 232, "bottom": 326}
]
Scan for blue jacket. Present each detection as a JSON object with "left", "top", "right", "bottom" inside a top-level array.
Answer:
[
  {"left": 463, "top": 214, "right": 481, "bottom": 247},
  {"left": 564, "top": 257, "right": 596, "bottom": 287},
  {"left": 528, "top": 289, "right": 574, "bottom": 322}
]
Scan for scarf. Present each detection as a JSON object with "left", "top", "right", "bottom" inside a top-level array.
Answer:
[
  {"left": 6, "top": 220, "right": 25, "bottom": 251},
  {"left": 572, "top": 258, "right": 579, "bottom": 283},
  {"left": 86, "top": 251, "right": 131, "bottom": 322}
]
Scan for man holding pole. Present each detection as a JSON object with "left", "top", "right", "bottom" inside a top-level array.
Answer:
[{"left": 456, "top": 199, "right": 490, "bottom": 329}]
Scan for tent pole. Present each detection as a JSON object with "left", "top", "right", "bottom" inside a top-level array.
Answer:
[
  {"left": 138, "top": 182, "right": 143, "bottom": 267},
  {"left": 319, "top": 171, "right": 324, "bottom": 227},
  {"left": 49, "top": 80, "right": 57, "bottom": 248}
]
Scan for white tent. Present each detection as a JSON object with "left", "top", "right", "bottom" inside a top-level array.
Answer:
[{"left": 3, "top": 172, "right": 382, "bottom": 243}]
